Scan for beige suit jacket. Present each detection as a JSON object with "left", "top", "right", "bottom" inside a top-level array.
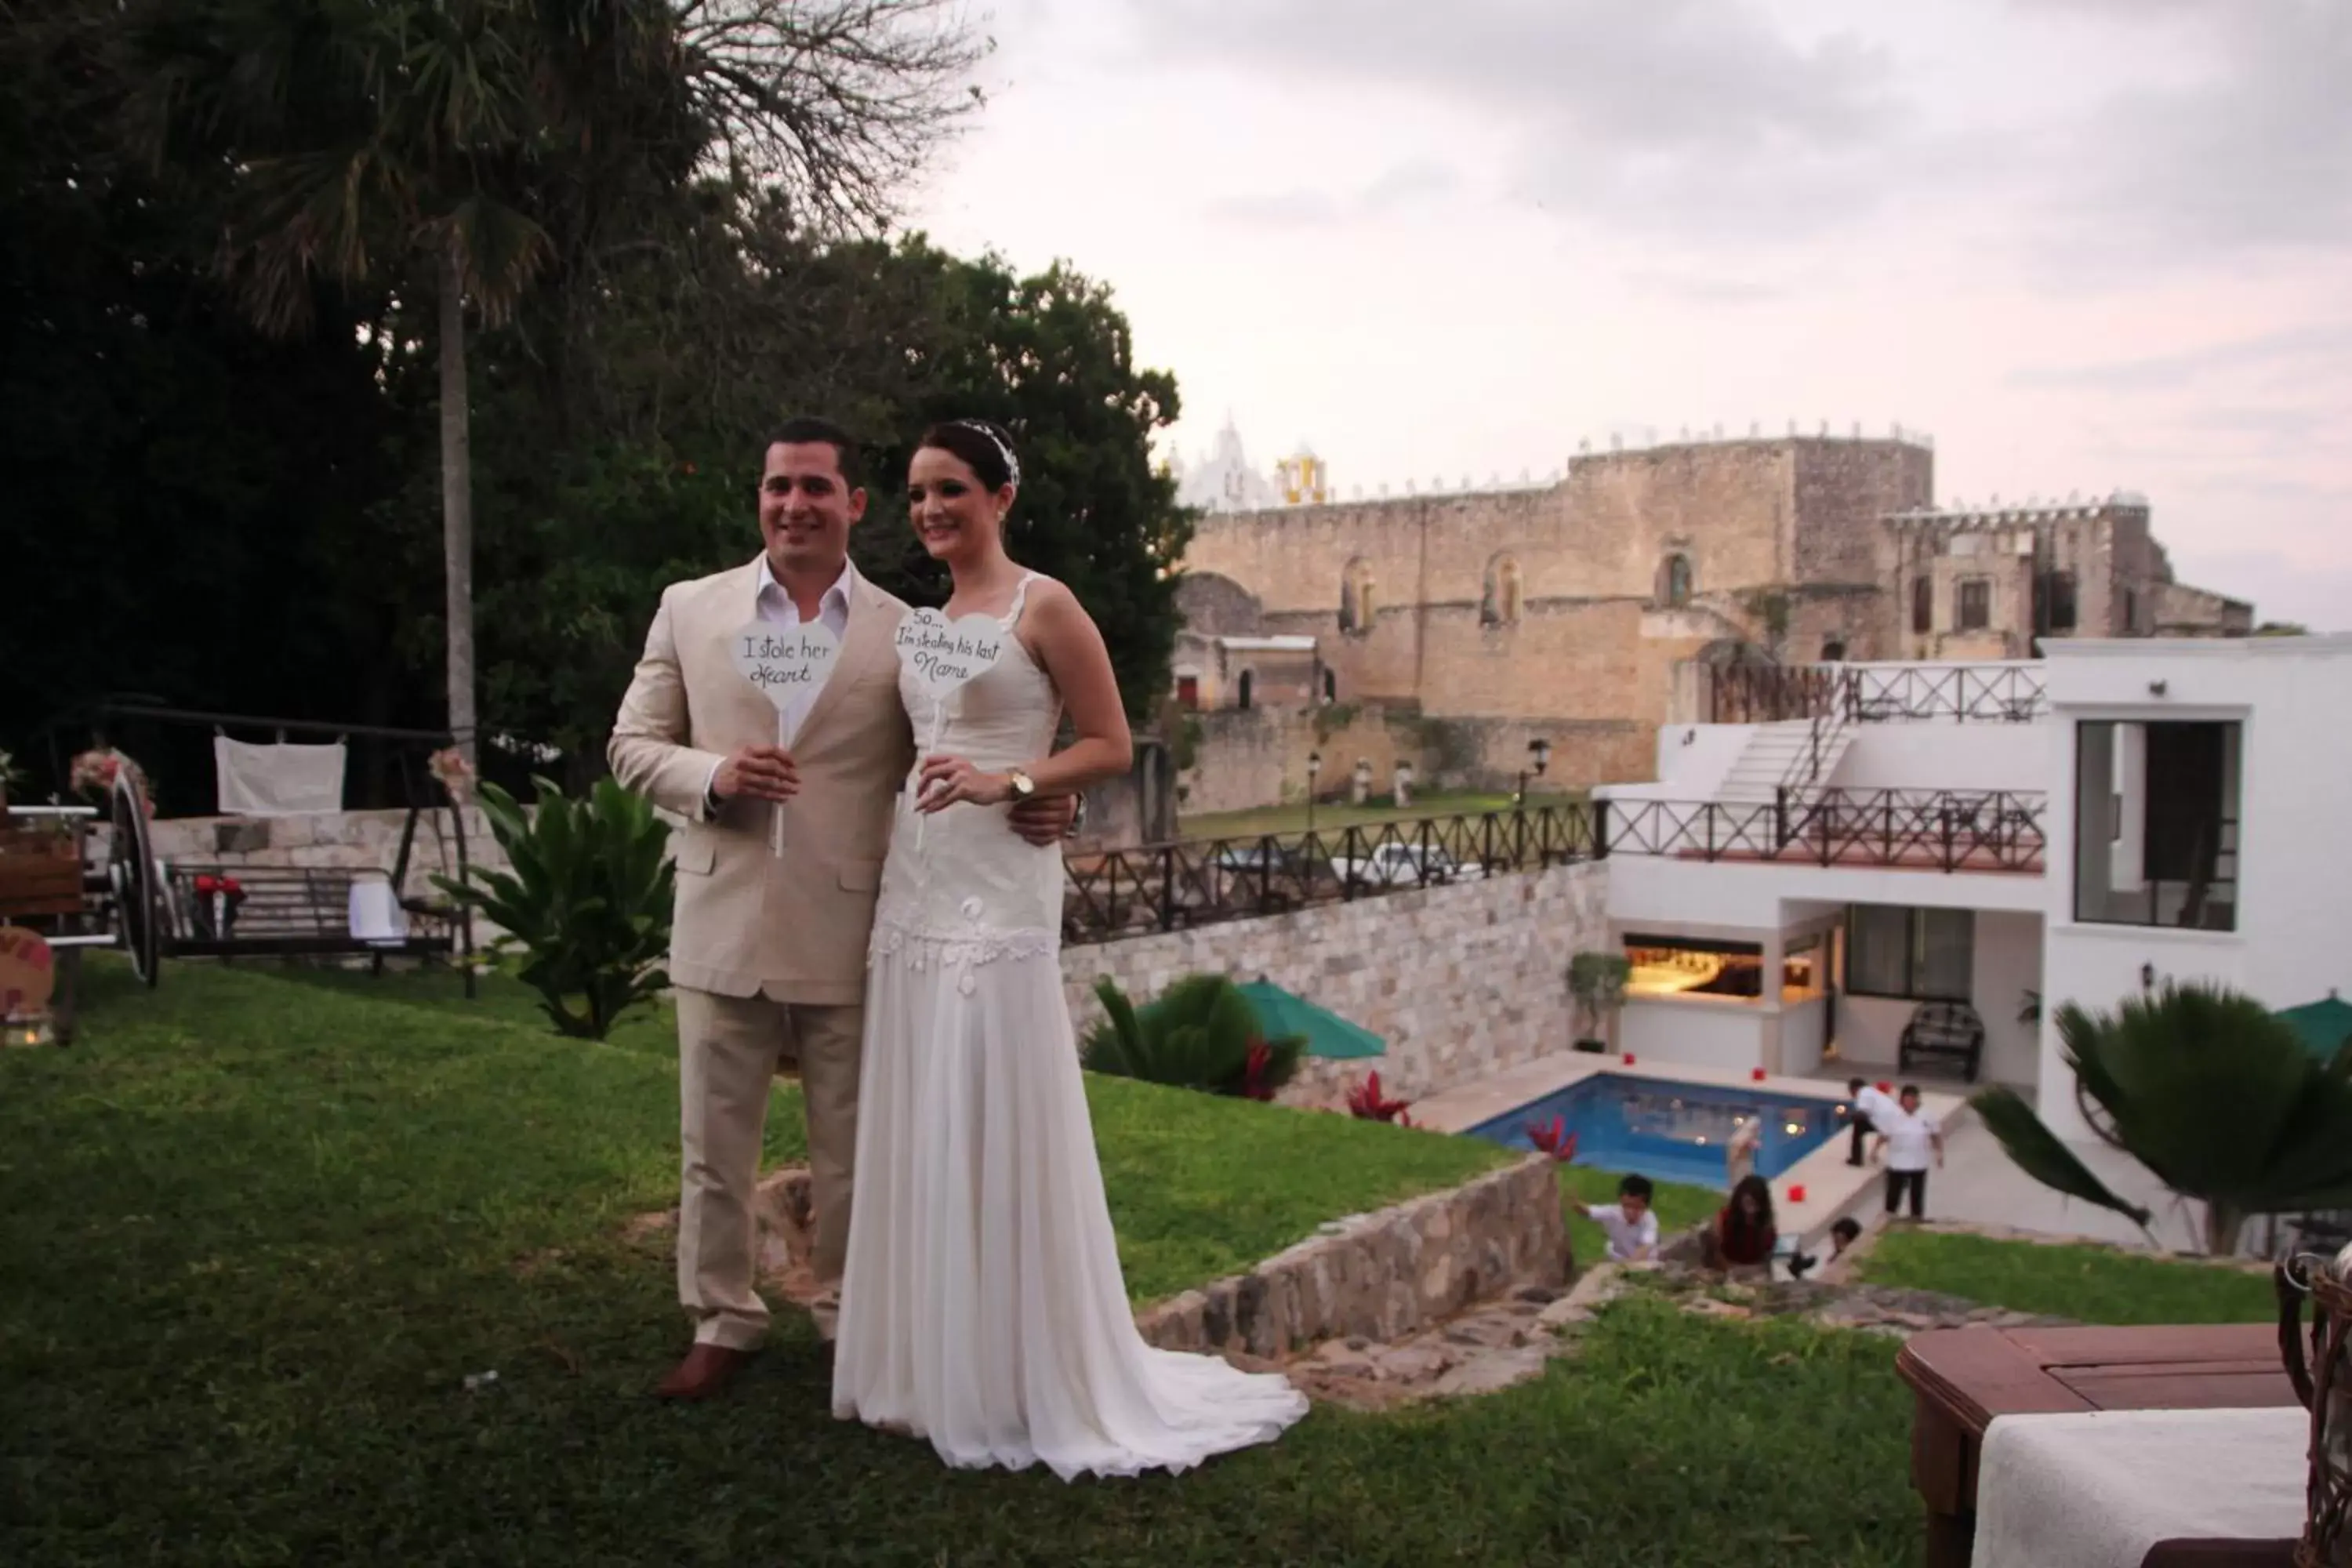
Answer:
[{"left": 608, "top": 557, "right": 913, "bottom": 1004}]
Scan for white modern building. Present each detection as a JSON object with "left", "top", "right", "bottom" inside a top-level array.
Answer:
[{"left": 1592, "top": 637, "right": 2352, "bottom": 1134}]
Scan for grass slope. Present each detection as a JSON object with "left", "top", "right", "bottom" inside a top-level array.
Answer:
[
  {"left": 0, "top": 960, "right": 1929, "bottom": 1566},
  {"left": 1856, "top": 1228, "right": 2277, "bottom": 1325}
]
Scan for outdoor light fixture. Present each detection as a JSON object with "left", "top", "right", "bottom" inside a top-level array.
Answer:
[{"left": 1305, "top": 750, "right": 1323, "bottom": 833}]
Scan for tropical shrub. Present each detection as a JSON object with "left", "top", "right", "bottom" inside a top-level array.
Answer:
[
  {"left": 1973, "top": 982, "right": 2352, "bottom": 1254},
  {"left": 432, "top": 777, "right": 674, "bottom": 1040},
  {"left": 1346, "top": 1070, "right": 1412, "bottom": 1124},
  {"left": 1081, "top": 975, "right": 1305, "bottom": 1099}
]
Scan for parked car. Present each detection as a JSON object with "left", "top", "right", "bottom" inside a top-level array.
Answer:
[{"left": 1329, "top": 843, "right": 1478, "bottom": 887}]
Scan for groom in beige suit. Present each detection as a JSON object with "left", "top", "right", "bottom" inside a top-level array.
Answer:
[{"left": 609, "top": 417, "right": 1071, "bottom": 1400}]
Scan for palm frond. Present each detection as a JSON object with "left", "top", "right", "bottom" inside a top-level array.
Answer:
[{"left": 1973, "top": 1086, "right": 2154, "bottom": 1229}]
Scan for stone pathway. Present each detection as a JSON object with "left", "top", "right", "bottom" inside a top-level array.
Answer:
[
  {"left": 1279, "top": 1259, "right": 2077, "bottom": 1412},
  {"left": 630, "top": 1172, "right": 2074, "bottom": 1415}
]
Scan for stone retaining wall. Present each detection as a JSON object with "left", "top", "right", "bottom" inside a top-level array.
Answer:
[
  {"left": 1131, "top": 1153, "right": 1569, "bottom": 1359},
  {"left": 746, "top": 1150, "right": 1567, "bottom": 1364},
  {"left": 1063, "top": 860, "right": 1610, "bottom": 1108}
]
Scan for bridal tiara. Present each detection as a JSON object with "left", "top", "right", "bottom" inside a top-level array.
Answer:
[{"left": 952, "top": 419, "right": 1022, "bottom": 489}]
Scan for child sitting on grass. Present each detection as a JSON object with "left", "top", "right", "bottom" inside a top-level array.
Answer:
[
  {"left": 1700, "top": 1174, "right": 1777, "bottom": 1272},
  {"left": 1579, "top": 1174, "right": 1659, "bottom": 1263}
]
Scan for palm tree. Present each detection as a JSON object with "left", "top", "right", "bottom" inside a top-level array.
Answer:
[
  {"left": 1973, "top": 982, "right": 2352, "bottom": 1254},
  {"left": 136, "top": 1, "right": 674, "bottom": 761},
  {"left": 135, "top": 0, "right": 985, "bottom": 760}
]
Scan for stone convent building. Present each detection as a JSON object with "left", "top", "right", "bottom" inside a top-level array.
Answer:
[{"left": 1166, "top": 419, "right": 2252, "bottom": 814}]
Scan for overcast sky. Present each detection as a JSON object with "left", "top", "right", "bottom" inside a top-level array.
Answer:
[{"left": 906, "top": 0, "right": 2350, "bottom": 630}]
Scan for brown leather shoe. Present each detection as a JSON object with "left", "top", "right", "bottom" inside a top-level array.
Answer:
[{"left": 655, "top": 1343, "right": 757, "bottom": 1401}]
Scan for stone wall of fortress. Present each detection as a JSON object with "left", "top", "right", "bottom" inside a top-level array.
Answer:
[{"left": 1176, "top": 437, "right": 1934, "bottom": 803}]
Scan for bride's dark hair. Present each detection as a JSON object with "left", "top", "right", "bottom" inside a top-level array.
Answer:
[{"left": 916, "top": 419, "right": 1020, "bottom": 492}]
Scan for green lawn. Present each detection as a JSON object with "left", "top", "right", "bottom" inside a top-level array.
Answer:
[
  {"left": 2, "top": 958, "right": 1929, "bottom": 1566},
  {"left": 1856, "top": 1228, "right": 2277, "bottom": 1325}
]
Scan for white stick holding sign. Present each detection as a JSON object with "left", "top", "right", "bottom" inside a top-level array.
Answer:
[
  {"left": 893, "top": 607, "right": 1010, "bottom": 852},
  {"left": 729, "top": 621, "right": 840, "bottom": 856}
]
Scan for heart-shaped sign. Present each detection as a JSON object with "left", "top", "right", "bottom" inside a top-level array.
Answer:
[
  {"left": 731, "top": 621, "right": 840, "bottom": 717},
  {"left": 893, "top": 608, "right": 1009, "bottom": 702}
]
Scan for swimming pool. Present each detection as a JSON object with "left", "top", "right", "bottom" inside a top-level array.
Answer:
[{"left": 1463, "top": 1073, "right": 1847, "bottom": 1189}]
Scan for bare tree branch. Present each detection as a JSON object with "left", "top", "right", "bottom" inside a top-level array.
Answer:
[{"left": 674, "top": 0, "right": 989, "bottom": 234}]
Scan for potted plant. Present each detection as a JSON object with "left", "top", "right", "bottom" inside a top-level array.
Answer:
[
  {"left": 0, "top": 750, "right": 87, "bottom": 920},
  {"left": 1568, "top": 951, "right": 1630, "bottom": 1053}
]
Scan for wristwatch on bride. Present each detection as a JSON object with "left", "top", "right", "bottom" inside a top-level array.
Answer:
[{"left": 1006, "top": 769, "right": 1036, "bottom": 801}]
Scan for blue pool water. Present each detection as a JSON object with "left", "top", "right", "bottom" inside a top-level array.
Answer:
[{"left": 1465, "top": 1074, "right": 1846, "bottom": 1189}]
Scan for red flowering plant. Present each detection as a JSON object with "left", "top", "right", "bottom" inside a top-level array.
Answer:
[
  {"left": 1346, "top": 1070, "right": 1414, "bottom": 1126},
  {"left": 1525, "top": 1115, "right": 1581, "bottom": 1163},
  {"left": 68, "top": 748, "right": 153, "bottom": 813},
  {"left": 191, "top": 873, "right": 247, "bottom": 938},
  {"left": 426, "top": 746, "right": 476, "bottom": 804}
]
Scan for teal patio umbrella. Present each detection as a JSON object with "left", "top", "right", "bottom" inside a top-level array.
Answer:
[
  {"left": 2274, "top": 991, "right": 2352, "bottom": 1064},
  {"left": 1237, "top": 980, "right": 1385, "bottom": 1060}
]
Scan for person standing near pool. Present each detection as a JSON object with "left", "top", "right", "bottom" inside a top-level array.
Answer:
[
  {"left": 1870, "top": 1085, "right": 1944, "bottom": 1219},
  {"left": 1578, "top": 1174, "right": 1659, "bottom": 1262},
  {"left": 1845, "top": 1076, "right": 1895, "bottom": 1167}
]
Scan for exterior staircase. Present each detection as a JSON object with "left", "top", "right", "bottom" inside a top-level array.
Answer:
[{"left": 1714, "top": 719, "right": 1856, "bottom": 804}]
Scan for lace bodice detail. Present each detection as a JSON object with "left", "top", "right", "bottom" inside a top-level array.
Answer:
[{"left": 870, "top": 575, "right": 1063, "bottom": 975}]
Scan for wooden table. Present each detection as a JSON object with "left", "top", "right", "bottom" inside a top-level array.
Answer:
[{"left": 1896, "top": 1323, "right": 2303, "bottom": 1568}]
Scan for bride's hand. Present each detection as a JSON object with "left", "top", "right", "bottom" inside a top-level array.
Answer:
[{"left": 914, "top": 754, "right": 1010, "bottom": 813}]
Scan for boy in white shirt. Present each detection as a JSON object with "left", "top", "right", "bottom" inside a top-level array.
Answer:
[
  {"left": 1580, "top": 1174, "right": 1660, "bottom": 1262},
  {"left": 1869, "top": 1084, "right": 1944, "bottom": 1219},
  {"left": 1845, "top": 1076, "right": 1894, "bottom": 1167}
]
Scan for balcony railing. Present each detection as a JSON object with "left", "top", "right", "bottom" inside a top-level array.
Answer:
[
  {"left": 1602, "top": 788, "right": 2048, "bottom": 874},
  {"left": 1706, "top": 662, "right": 2049, "bottom": 726},
  {"left": 1062, "top": 787, "right": 2046, "bottom": 946},
  {"left": 1842, "top": 664, "right": 2048, "bottom": 724},
  {"left": 1062, "top": 805, "right": 1596, "bottom": 946}
]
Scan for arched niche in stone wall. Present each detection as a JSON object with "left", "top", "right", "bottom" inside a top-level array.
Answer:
[
  {"left": 1340, "top": 557, "right": 1376, "bottom": 633},
  {"left": 1481, "top": 554, "right": 1524, "bottom": 625},
  {"left": 1657, "top": 552, "right": 1695, "bottom": 608}
]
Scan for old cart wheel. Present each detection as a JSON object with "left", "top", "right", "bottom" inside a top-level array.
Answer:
[
  {"left": 109, "top": 771, "right": 161, "bottom": 988},
  {"left": 2074, "top": 1074, "right": 2125, "bottom": 1150}
]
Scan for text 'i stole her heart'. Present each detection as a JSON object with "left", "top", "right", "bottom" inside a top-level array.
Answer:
[{"left": 731, "top": 622, "right": 840, "bottom": 711}]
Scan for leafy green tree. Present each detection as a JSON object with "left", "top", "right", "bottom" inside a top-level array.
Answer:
[
  {"left": 851, "top": 245, "right": 1194, "bottom": 720},
  {"left": 128, "top": 0, "right": 983, "bottom": 763},
  {"left": 1973, "top": 982, "right": 2352, "bottom": 1254}
]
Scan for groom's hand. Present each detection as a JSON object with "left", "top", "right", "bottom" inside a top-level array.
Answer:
[
  {"left": 1007, "top": 794, "right": 1077, "bottom": 847},
  {"left": 713, "top": 744, "right": 799, "bottom": 804}
]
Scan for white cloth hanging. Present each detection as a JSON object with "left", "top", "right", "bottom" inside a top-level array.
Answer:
[
  {"left": 212, "top": 736, "right": 347, "bottom": 816},
  {"left": 347, "top": 881, "right": 409, "bottom": 946}
]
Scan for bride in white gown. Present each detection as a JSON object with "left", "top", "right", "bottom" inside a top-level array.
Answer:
[{"left": 832, "top": 419, "right": 1308, "bottom": 1479}]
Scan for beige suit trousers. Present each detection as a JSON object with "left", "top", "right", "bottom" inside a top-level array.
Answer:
[{"left": 674, "top": 987, "right": 862, "bottom": 1350}]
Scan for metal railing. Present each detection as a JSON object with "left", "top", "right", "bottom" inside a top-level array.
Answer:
[
  {"left": 1062, "top": 804, "right": 1598, "bottom": 946},
  {"left": 1602, "top": 788, "right": 2048, "bottom": 874},
  {"left": 1707, "top": 662, "right": 2049, "bottom": 727},
  {"left": 1708, "top": 665, "right": 1838, "bottom": 724},
  {"left": 1841, "top": 664, "right": 2048, "bottom": 724}
]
